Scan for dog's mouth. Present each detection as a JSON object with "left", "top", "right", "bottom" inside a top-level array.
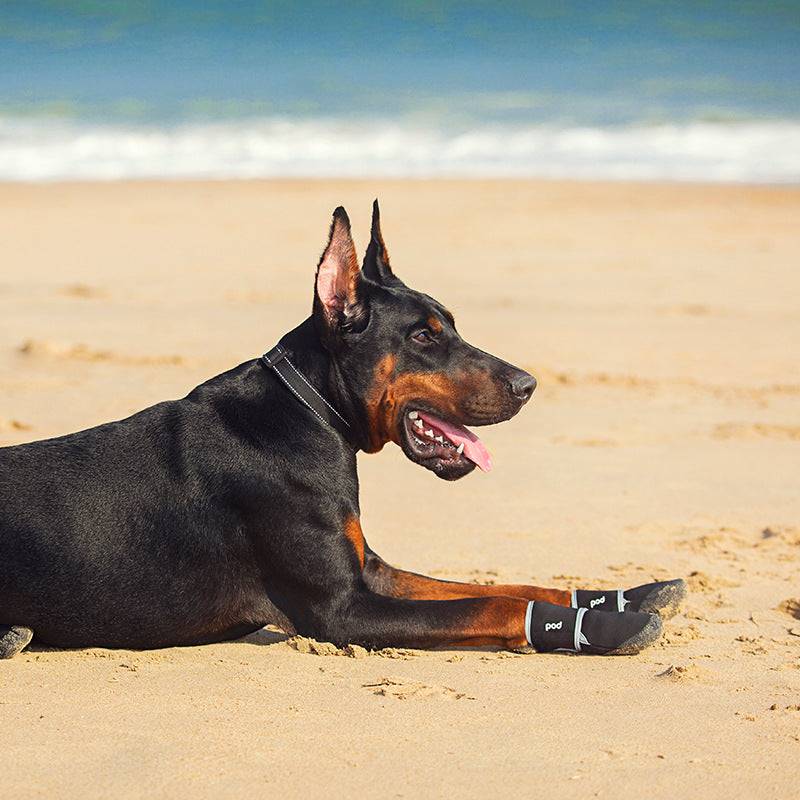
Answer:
[{"left": 399, "top": 407, "right": 492, "bottom": 479}]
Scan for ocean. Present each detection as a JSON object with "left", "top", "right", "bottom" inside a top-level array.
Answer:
[{"left": 1, "top": 1, "right": 799, "bottom": 182}]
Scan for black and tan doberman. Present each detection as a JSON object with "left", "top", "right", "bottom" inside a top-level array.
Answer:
[{"left": 0, "top": 202, "right": 684, "bottom": 659}]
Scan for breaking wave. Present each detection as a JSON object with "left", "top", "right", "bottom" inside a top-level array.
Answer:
[{"left": 1, "top": 116, "right": 798, "bottom": 183}]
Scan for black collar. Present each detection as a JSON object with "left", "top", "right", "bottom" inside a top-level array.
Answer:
[{"left": 260, "top": 343, "right": 351, "bottom": 438}]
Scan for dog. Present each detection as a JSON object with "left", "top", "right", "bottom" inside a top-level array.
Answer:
[{"left": 0, "top": 201, "right": 685, "bottom": 659}]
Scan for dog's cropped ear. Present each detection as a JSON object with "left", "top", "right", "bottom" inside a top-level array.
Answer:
[
  {"left": 362, "top": 199, "right": 401, "bottom": 286},
  {"left": 314, "top": 207, "right": 368, "bottom": 335}
]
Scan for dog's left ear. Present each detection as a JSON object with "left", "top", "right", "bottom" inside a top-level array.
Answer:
[
  {"left": 362, "top": 199, "right": 401, "bottom": 286},
  {"left": 314, "top": 206, "right": 368, "bottom": 336}
]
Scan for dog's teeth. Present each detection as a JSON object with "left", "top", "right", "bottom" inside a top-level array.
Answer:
[
  {"left": 425, "top": 429, "right": 434, "bottom": 438},
  {"left": 456, "top": 443, "right": 464, "bottom": 454},
  {"left": 435, "top": 435, "right": 444, "bottom": 443},
  {"left": 414, "top": 419, "right": 423, "bottom": 429},
  {"left": 408, "top": 410, "right": 419, "bottom": 419}
]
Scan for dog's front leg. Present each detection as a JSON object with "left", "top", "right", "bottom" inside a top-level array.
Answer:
[
  {"left": 312, "top": 589, "right": 660, "bottom": 655},
  {"left": 362, "top": 553, "right": 685, "bottom": 620},
  {"left": 317, "top": 592, "right": 529, "bottom": 650}
]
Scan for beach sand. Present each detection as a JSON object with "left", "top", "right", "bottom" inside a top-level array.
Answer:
[{"left": 1, "top": 180, "right": 798, "bottom": 798}]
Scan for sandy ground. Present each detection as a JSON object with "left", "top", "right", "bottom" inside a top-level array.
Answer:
[{"left": 1, "top": 180, "right": 798, "bottom": 798}]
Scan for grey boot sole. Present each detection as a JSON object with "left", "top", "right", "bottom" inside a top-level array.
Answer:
[
  {"left": 607, "top": 614, "right": 663, "bottom": 655},
  {"left": 638, "top": 578, "right": 687, "bottom": 620},
  {"left": 0, "top": 626, "right": 34, "bottom": 659}
]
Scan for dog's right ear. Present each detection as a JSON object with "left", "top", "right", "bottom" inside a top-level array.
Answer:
[
  {"left": 313, "top": 207, "right": 368, "bottom": 338},
  {"left": 362, "top": 199, "right": 402, "bottom": 286}
]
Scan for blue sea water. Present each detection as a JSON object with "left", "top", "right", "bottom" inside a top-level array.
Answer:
[{"left": 1, "top": 1, "right": 799, "bottom": 181}]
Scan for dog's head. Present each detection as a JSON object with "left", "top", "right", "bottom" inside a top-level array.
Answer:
[{"left": 313, "top": 202, "right": 535, "bottom": 481}]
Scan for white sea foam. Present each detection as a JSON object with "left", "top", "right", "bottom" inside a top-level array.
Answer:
[{"left": 0, "top": 116, "right": 798, "bottom": 182}]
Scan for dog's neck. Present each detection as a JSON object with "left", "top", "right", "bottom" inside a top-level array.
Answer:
[
  {"left": 276, "top": 317, "right": 368, "bottom": 451},
  {"left": 275, "top": 316, "right": 329, "bottom": 386}
]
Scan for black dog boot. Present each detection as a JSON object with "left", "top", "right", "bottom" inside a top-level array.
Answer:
[
  {"left": 572, "top": 578, "right": 686, "bottom": 619},
  {"left": 0, "top": 625, "right": 33, "bottom": 659},
  {"left": 525, "top": 601, "right": 662, "bottom": 655}
]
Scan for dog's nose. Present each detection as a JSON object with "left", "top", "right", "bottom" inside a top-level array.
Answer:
[{"left": 509, "top": 372, "right": 537, "bottom": 403}]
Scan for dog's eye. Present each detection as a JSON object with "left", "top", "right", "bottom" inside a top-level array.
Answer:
[{"left": 411, "top": 329, "right": 435, "bottom": 345}]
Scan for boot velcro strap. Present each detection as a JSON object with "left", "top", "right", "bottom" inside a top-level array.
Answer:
[
  {"left": 572, "top": 589, "right": 627, "bottom": 612},
  {"left": 525, "top": 601, "right": 586, "bottom": 652}
]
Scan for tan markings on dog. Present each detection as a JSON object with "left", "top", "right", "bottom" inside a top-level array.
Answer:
[
  {"left": 449, "top": 597, "right": 529, "bottom": 648},
  {"left": 363, "top": 354, "right": 397, "bottom": 451},
  {"left": 343, "top": 516, "right": 365, "bottom": 568},
  {"left": 427, "top": 316, "right": 443, "bottom": 335},
  {"left": 373, "top": 218, "right": 390, "bottom": 264},
  {"left": 364, "top": 354, "right": 481, "bottom": 452},
  {"left": 365, "top": 559, "right": 571, "bottom": 605},
  {"left": 384, "top": 570, "right": 572, "bottom": 606}
]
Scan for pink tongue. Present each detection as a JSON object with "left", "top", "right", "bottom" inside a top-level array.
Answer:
[{"left": 418, "top": 412, "right": 493, "bottom": 472}]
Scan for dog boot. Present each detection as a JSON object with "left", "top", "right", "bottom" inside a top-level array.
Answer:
[
  {"left": 571, "top": 578, "right": 686, "bottom": 619},
  {"left": 525, "top": 601, "right": 662, "bottom": 655},
  {"left": 0, "top": 625, "right": 34, "bottom": 659}
]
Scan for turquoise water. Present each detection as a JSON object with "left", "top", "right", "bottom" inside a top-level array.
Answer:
[{"left": 1, "top": 1, "right": 799, "bottom": 180}]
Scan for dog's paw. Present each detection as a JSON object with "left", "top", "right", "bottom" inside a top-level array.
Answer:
[
  {"left": 0, "top": 625, "right": 33, "bottom": 659},
  {"left": 572, "top": 578, "right": 687, "bottom": 620},
  {"left": 626, "top": 579, "right": 687, "bottom": 619},
  {"left": 526, "top": 601, "right": 662, "bottom": 656}
]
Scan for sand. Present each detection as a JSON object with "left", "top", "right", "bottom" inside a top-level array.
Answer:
[{"left": 1, "top": 180, "right": 798, "bottom": 798}]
